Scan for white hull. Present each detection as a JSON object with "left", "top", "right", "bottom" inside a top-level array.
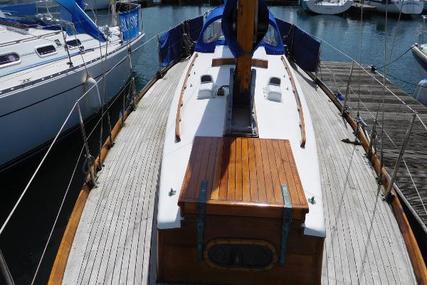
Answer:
[
  {"left": 0, "top": 34, "right": 144, "bottom": 169},
  {"left": 368, "top": 0, "right": 423, "bottom": 14},
  {"left": 302, "top": 0, "right": 353, "bottom": 14}
]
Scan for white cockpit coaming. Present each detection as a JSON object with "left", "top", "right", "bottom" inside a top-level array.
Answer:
[{"left": 158, "top": 45, "right": 325, "bottom": 238}]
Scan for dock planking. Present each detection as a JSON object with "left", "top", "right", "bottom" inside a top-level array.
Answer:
[
  {"left": 61, "top": 58, "right": 417, "bottom": 284},
  {"left": 317, "top": 61, "right": 427, "bottom": 231}
]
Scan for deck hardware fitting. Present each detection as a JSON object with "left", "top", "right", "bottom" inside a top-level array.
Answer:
[
  {"left": 308, "top": 196, "right": 316, "bottom": 205},
  {"left": 169, "top": 188, "right": 176, "bottom": 196},
  {"left": 196, "top": 180, "right": 208, "bottom": 261},
  {"left": 279, "top": 184, "right": 292, "bottom": 266},
  {"left": 341, "top": 138, "right": 362, "bottom": 146}
]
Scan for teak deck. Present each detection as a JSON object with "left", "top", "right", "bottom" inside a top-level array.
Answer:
[
  {"left": 179, "top": 137, "right": 308, "bottom": 220},
  {"left": 61, "top": 60, "right": 417, "bottom": 285}
]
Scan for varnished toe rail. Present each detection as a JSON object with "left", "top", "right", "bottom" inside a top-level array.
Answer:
[
  {"left": 306, "top": 69, "right": 427, "bottom": 285},
  {"left": 281, "top": 56, "right": 306, "bottom": 148},
  {"left": 175, "top": 53, "right": 198, "bottom": 142}
]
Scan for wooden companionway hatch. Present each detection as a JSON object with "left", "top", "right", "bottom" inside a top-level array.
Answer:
[
  {"left": 158, "top": 137, "right": 324, "bottom": 285},
  {"left": 179, "top": 136, "right": 308, "bottom": 220}
]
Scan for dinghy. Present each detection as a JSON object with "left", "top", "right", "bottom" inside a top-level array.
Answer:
[
  {"left": 302, "top": 0, "right": 353, "bottom": 15},
  {"left": 157, "top": 1, "right": 325, "bottom": 284},
  {"left": 0, "top": 1, "right": 144, "bottom": 170}
]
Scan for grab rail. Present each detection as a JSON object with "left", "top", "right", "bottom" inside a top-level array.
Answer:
[{"left": 281, "top": 56, "right": 306, "bottom": 148}]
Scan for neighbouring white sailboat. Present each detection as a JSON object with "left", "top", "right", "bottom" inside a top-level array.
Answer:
[
  {"left": 302, "top": 0, "right": 353, "bottom": 15},
  {"left": 0, "top": 0, "right": 144, "bottom": 170}
]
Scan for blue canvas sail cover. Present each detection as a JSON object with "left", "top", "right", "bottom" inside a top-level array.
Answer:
[
  {"left": 119, "top": 5, "right": 141, "bottom": 41},
  {"left": 57, "top": 0, "right": 106, "bottom": 42}
]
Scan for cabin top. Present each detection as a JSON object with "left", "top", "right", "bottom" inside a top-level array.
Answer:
[{"left": 178, "top": 136, "right": 309, "bottom": 221}]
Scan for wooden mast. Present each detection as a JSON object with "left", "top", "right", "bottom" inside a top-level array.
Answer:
[{"left": 234, "top": 0, "right": 257, "bottom": 103}]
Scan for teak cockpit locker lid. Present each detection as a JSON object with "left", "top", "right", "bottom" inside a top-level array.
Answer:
[{"left": 178, "top": 137, "right": 309, "bottom": 222}]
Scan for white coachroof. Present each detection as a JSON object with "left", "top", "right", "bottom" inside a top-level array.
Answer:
[{"left": 157, "top": 45, "right": 325, "bottom": 238}]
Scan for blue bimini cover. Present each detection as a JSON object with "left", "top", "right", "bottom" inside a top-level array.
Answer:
[
  {"left": 195, "top": 2, "right": 284, "bottom": 56},
  {"left": 119, "top": 6, "right": 141, "bottom": 41},
  {"left": 194, "top": 6, "right": 224, "bottom": 53},
  {"left": 57, "top": 0, "right": 106, "bottom": 42},
  {"left": 159, "top": 24, "right": 184, "bottom": 67}
]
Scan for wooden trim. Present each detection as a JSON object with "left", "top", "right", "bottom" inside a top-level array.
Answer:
[
  {"left": 175, "top": 53, "right": 198, "bottom": 142},
  {"left": 48, "top": 62, "right": 179, "bottom": 284},
  {"left": 281, "top": 56, "right": 306, "bottom": 148},
  {"left": 211, "top": 58, "right": 268, "bottom": 69},
  {"left": 306, "top": 70, "right": 427, "bottom": 285},
  {"left": 204, "top": 239, "right": 278, "bottom": 271},
  {"left": 251, "top": 59, "right": 269, "bottom": 69},
  {"left": 48, "top": 186, "right": 89, "bottom": 285}
]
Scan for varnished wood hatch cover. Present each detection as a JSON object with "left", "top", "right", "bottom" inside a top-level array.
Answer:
[{"left": 178, "top": 136, "right": 309, "bottom": 221}]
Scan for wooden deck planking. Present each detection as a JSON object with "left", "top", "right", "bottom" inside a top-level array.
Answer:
[
  {"left": 62, "top": 61, "right": 188, "bottom": 285},
  {"left": 295, "top": 67, "right": 416, "bottom": 284}
]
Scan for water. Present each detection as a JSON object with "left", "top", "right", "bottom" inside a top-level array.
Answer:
[
  {"left": 0, "top": 5, "right": 425, "bottom": 284},
  {"left": 269, "top": 7, "right": 426, "bottom": 94}
]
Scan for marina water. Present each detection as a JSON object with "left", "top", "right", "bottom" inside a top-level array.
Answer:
[{"left": 0, "top": 5, "right": 425, "bottom": 284}]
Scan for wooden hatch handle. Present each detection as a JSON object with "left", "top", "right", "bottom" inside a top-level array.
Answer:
[
  {"left": 281, "top": 56, "right": 306, "bottom": 148},
  {"left": 175, "top": 53, "right": 198, "bottom": 142}
]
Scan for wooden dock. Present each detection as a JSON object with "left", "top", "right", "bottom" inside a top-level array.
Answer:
[
  {"left": 317, "top": 61, "right": 427, "bottom": 233},
  {"left": 58, "top": 59, "right": 418, "bottom": 284}
]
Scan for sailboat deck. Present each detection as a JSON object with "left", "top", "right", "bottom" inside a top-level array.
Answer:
[{"left": 62, "top": 60, "right": 416, "bottom": 284}]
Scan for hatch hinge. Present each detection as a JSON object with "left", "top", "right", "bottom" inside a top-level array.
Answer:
[
  {"left": 280, "top": 184, "right": 293, "bottom": 266},
  {"left": 196, "top": 180, "right": 208, "bottom": 261}
]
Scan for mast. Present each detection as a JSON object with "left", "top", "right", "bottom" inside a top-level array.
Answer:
[{"left": 234, "top": 0, "right": 258, "bottom": 103}]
